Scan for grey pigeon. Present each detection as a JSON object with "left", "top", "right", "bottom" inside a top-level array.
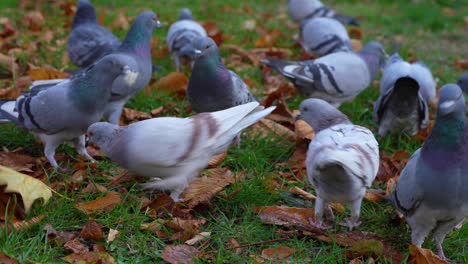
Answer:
[
  {"left": 390, "top": 84, "right": 468, "bottom": 261},
  {"left": 187, "top": 37, "right": 257, "bottom": 113},
  {"left": 299, "top": 98, "right": 379, "bottom": 230},
  {"left": 0, "top": 54, "right": 135, "bottom": 168},
  {"left": 101, "top": 11, "right": 160, "bottom": 124},
  {"left": 87, "top": 102, "right": 276, "bottom": 201},
  {"left": 67, "top": 0, "right": 121, "bottom": 68},
  {"left": 458, "top": 73, "right": 468, "bottom": 94},
  {"left": 167, "top": 8, "right": 207, "bottom": 71},
  {"left": 374, "top": 53, "right": 436, "bottom": 137},
  {"left": 288, "top": 0, "right": 359, "bottom": 26},
  {"left": 262, "top": 41, "right": 385, "bottom": 107},
  {"left": 300, "top": 17, "right": 351, "bottom": 56}
]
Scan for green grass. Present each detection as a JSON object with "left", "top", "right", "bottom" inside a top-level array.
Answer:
[{"left": 1, "top": 0, "right": 467, "bottom": 263}]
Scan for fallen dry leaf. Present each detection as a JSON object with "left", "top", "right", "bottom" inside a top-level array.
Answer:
[
  {"left": 161, "top": 245, "right": 200, "bottom": 264},
  {"left": 185, "top": 231, "right": 211, "bottom": 246},
  {"left": 351, "top": 39, "right": 363, "bottom": 52},
  {"left": 454, "top": 59, "right": 468, "bottom": 70},
  {"left": 110, "top": 9, "right": 129, "bottom": 30},
  {"left": 166, "top": 217, "right": 207, "bottom": 233},
  {"left": 261, "top": 83, "right": 297, "bottom": 106},
  {"left": 409, "top": 244, "right": 448, "bottom": 264},
  {"left": 261, "top": 246, "right": 297, "bottom": 261},
  {"left": 24, "top": 11, "right": 44, "bottom": 31},
  {"left": 385, "top": 177, "right": 398, "bottom": 196},
  {"left": 202, "top": 21, "right": 223, "bottom": 46},
  {"left": 80, "top": 219, "right": 104, "bottom": 241},
  {"left": 180, "top": 168, "right": 240, "bottom": 208},
  {"left": 295, "top": 120, "right": 315, "bottom": 141},
  {"left": 150, "top": 106, "right": 165, "bottom": 117},
  {"left": 207, "top": 151, "right": 227, "bottom": 168},
  {"left": 62, "top": 251, "right": 116, "bottom": 264},
  {"left": 28, "top": 67, "right": 70, "bottom": 81},
  {"left": 140, "top": 219, "right": 166, "bottom": 233},
  {"left": 64, "top": 238, "right": 89, "bottom": 254},
  {"left": 0, "top": 165, "right": 52, "bottom": 213},
  {"left": 106, "top": 228, "right": 119, "bottom": 244},
  {"left": 289, "top": 186, "right": 345, "bottom": 213},
  {"left": 242, "top": 19, "right": 256, "bottom": 30},
  {"left": 255, "top": 29, "right": 282, "bottom": 48},
  {"left": 74, "top": 192, "right": 121, "bottom": 215},
  {"left": 43, "top": 223, "right": 77, "bottom": 246},
  {"left": 0, "top": 214, "right": 45, "bottom": 231},
  {"left": 254, "top": 205, "right": 318, "bottom": 230},
  {"left": 348, "top": 27, "right": 363, "bottom": 40},
  {"left": 248, "top": 118, "right": 295, "bottom": 142},
  {"left": 364, "top": 189, "right": 386, "bottom": 203},
  {"left": 0, "top": 252, "right": 19, "bottom": 264},
  {"left": 156, "top": 72, "right": 188, "bottom": 98},
  {"left": 227, "top": 238, "right": 242, "bottom": 254},
  {"left": 121, "top": 107, "right": 151, "bottom": 123}
]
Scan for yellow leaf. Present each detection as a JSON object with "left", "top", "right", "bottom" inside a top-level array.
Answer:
[{"left": 0, "top": 165, "right": 52, "bottom": 213}]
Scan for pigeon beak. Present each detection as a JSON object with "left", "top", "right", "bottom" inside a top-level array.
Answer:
[
  {"left": 295, "top": 113, "right": 302, "bottom": 121},
  {"left": 155, "top": 20, "right": 162, "bottom": 28},
  {"left": 193, "top": 49, "right": 202, "bottom": 58}
]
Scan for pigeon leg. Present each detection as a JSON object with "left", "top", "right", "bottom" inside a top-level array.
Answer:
[
  {"left": 174, "top": 55, "right": 181, "bottom": 72},
  {"left": 309, "top": 196, "right": 332, "bottom": 229},
  {"left": 143, "top": 174, "right": 190, "bottom": 202},
  {"left": 104, "top": 101, "right": 126, "bottom": 125},
  {"left": 72, "top": 135, "right": 95, "bottom": 163},
  {"left": 43, "top": 137, "right": 62, "bottom": 168},
  {"left": 339, "top": 198, "right": 363, "bottom": 231},
  {"left": 433, "top": 219, "right": 458, "bottom": 262}
]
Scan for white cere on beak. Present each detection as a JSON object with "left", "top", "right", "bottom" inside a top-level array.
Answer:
[
  {"left": 194, "top": 49, "right": 202, "bottom": 55},
  {"left": 123, "top": 66, "right": 139, "bottom": 86},
  {"left": 439, "top": 100, "right": 455, "bottom": 110}
]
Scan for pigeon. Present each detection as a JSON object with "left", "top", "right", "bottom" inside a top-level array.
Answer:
[
  {"left": 288, "top": 0, "right": 359, "bottom": 26},
  {"left": 298, "top": 98, "right": 379, "bottom": 230},
  {"left": 373, "top": 53, "right": 436, "bottom": 137},
  {"left": 87, "top": 102, "right": 276, "bottom": 201},
  {"left": 390, "top": 83, "right": 468, "bottom": 261},
  {"left": 458, "top": 73, "right": 468, "bottom": 94},
  {"left": 101, "top": 10, "right": 160, "bottom": 124},
  {"left": 67, "top": 0, "right": 121, "bottom": 68},
  {"left": 187, "top": 37, "right": 257, "bottom": 113},
  {"left": 300, "top": 17, "right": 351, "bottom": 56},
  {"left": 262, "top": 41, "right": 385, "bottom": 107},
  {"left": 0, "top": 54, "right": 135, "bottom": 168},
  {"left": 167, "top": 8, "right": 207, "bottom": 71}
]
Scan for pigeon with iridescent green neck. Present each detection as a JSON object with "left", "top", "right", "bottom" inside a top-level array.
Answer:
[
  {"left": 0, "top": 54, "right": 134, "bottom": 168},
  {"left": 390, "top": 83, "right": 468, "bottom": 261},
  {"left": 67, "top": 0, "right": 121, "bottom": 68},
  {"left": 187, "top": 37, "right": 257, "bottom": 113},
  {"left": 103, "top": 10, "right": 161, "bottom": 124}
]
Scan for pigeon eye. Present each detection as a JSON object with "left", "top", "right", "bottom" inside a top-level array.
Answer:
[
  {"left": 303, "top": 107, "right": 308, "bottom": 112},
  {"left": 88, "top": 132, "right": 94, "bottom": 137},
  {"left": 205, "top": 45, "right": 210, "bottom": 49}
]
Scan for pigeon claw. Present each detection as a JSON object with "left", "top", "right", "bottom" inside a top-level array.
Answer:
[
  {"left": 308, "top": 217, "right": 332, "bottom": 230},
  {"left": 339, "top": 217, "right": 362, "bottom": 231}
]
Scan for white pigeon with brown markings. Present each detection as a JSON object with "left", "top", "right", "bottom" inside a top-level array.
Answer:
[
  {"left": 261, "top": 41, "right": 385, "bottom": 107},
  {"left": 288, "top": 0, "right": 360, "bottom": 26},
  {"left": 87, "top": 102, "right": 275, "bottom": 201},
  {"left": 298, "top": 98, "right": 379, "bottom": 230}
]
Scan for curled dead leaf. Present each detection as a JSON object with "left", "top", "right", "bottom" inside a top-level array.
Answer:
[
  {"left": 248, "top": 118, "right": 295, "bottom": 142},
  {"left": 64, "top": 238, "right": 89, "bottom": 254},
  {"left": 261, "top": 246, "right": 297, "bottom": 261},
  {"left": 28, "top": 68, "right": 70, "bottom": 81},
  {"left": 106, "top": 228, "right": 119, "bottom": 243},
  {"left": 254, "top": 205, "right": 319, "bottom": 231},
  {"left": 207, "top": 151, "right": 227, "bottom": 168},
  {"left": 62, "top": 251, "right": 116, "bottom": 264},
  {"left": 24, "top": 11, "right": 44, "bottom": 31},
  {"left": 348, "top": 27, "right": 363, "bottom": 40},
  {"left": 74, "top": 192, "right": 121, "bottom": 215},
  {"left": 364, "top": 189, "right": 385, "bottom": 203},
  {"left": 110, "top": 9, "right": 129, "bottom": 30},
  {"left": 80, "top": 219, "right": 104, "bottom": 241},
  {"left": 0, "top": 252, "right": 19, "bottom": 264},
  {"left": 454, "top": 59, "right": 468, "bottom": 70},
  {"left": 162, "top": 245, "right": 200, "bottom": 264},
  {"left": 202, "top": 21, "right": 223, "bottom": 46},
  {"left": 166, "top": 217, "right": 207, "bottom": 233},
  {"left": 409, "top": 244, "right": 448, "bottom": 264},
  {"left": 156, "top": 72, "right": 188, "bottom": 98},
  {"left": 185, "top": 231, "right": 211, "bottom": 246},
  {"left": 295, "top": 120, "right": 315, "bottom": 140},
  {"left": 289, "top": 186, "right": 345, "bottom": 213},
  {"left": 121, "top": 107, "right": 151, "bottom": 124}
]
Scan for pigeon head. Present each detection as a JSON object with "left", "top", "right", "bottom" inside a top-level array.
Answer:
[
  {"left": 437, "top": 84, "right": 465, "bottom": 117},
  {"left": 72, "top": 0, "right": 96, "bottom": 27},
  {"left": 457, "top": 74, "right": 468, "bottom": 94},
  {"left": 359, "top": 41, "right": 386, "bottom": 80},
  {"left": 179, "top": 8, "right": 194, "bottom": 20},
  {"left": 87, "top": 122, "right": 120, "bottom": 147},
  {"left": 192, "top": 37, "right": 218, "bottom": 60},
  {"left": 298, "top": 98, "right": 351, "bottom": 132},
  {"left": 121, "top": 11, "right": 161, "bottom": 52}
]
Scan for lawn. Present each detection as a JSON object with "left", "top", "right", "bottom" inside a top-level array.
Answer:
[{"left": 0, "top": 0, "right": 467, "bottom": 263}]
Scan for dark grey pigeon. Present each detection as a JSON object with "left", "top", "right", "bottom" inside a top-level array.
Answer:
[
  {"left": 67, "top": 0, "right": 121, "bottom": 68},
  {"left": 288, "top": 0, "right": 359, "bottom": 26},
  {"left": 373, "top": 53, "right": 436, "bottom": 137},
  {"left": 390, "top": 83, "right": 468, "bottom": 261},
  {"left": 167, "top": 8, "right": 207, "bottom": 71},
  {"left": 0, "top": 54, "right": 133, "bottom": 168},
  {"left": 458, "top": 73, "right": 468, "bottom": 94},
  {"left": 299, "top": 98, "right": 379, "bottom": 230},
  {"left": 262, "top": 41, "right": 385, "bottom": 107},
  {"left": 187, "top": 37, "right": 257, "bottom": 113},
  {"left": 300, "top": 17, "right": 351, "bottom": 56}
]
